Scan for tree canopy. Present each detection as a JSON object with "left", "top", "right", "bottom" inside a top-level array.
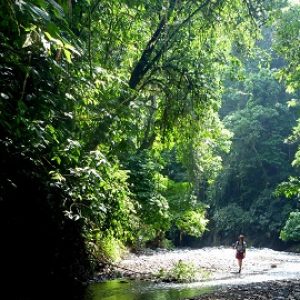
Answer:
[{"left": 1, "top": 0, "right": 299, "bottom": 298}]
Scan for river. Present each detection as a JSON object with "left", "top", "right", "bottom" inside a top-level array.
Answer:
[{"left": 84, "top": 247, "right": 300, "bottom": 300}]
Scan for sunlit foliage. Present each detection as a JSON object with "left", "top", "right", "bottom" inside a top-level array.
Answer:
[{"left": 0, "top": 0, "right": 288, "bottom": 296}]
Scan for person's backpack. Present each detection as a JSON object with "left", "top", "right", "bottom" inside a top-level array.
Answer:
[{"left": 236, "top": 241, "right": 246, "bottom": 253}]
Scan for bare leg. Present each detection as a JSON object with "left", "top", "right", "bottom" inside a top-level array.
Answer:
[{"left": 238, "top": 259, "right": 242, "bottom": 273}]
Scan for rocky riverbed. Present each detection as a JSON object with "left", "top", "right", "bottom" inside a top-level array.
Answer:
[
  {"left": 91, "top": 247, "right": 300, "bottom": 300},
  {"left": 194, "top": 279, "right": 300, "bottom": 299},
  {"left": 112, "top": 247, "right": 300, "bottom": 283}
]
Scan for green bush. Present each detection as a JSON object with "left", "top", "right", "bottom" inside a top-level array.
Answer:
[
  {"left": 169, "top": 260, "right": 198, "bottom": 282},
  {"left": 280, "top": 211, "right": 300, "bottom": 242},
  {"left": 160, "top": 238, "right": 175, "bottom": 250},
  {"left": 98, "top": 234, "right": 127, "bottom": 262}
]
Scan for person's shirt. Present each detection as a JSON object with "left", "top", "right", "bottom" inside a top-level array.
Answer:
[{"left": 235, "top": 240, "right": 246, "bottom": 253}]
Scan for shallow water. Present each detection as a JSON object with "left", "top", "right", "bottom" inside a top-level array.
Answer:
[
  {"left": 85, "top": 247, "right": 300, "bottom": 300},
  {"left": 84, "top": 280, "right": 213, "bottom": 300}
]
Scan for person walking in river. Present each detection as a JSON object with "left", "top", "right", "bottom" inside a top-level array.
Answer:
[{"left": 233, "top": 234, "right": 246, "bottom": 273}]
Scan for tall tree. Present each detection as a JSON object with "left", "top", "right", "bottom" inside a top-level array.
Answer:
[
  {"left": 204, "top": 41, "right": 298, "bottom": 247},
  {"left": 273, "top": 4, "right": 300, "bottom": 243}
]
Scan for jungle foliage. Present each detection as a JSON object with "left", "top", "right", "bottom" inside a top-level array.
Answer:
[
  {"left": 273, "top": 4, "right": 300, "bottom": 242},
  {"left": 202, "top": 28, "right": 300, "bottom": 247},
  {"left": 0, "top": 0, "right": 298, "bottom": 298}
]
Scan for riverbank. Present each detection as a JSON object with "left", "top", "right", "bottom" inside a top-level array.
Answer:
[
  {"left": 195, "top": 279, "right": 300, "bottom": 299},
  {"left": 109, "top": 247, "right": 300, "bottom": 283},
  {"left": 89, "top": 247, "right": 300, "bottom": 300},
  {"left": 88, "top": 247, "right": 300, "bottom": 300}
]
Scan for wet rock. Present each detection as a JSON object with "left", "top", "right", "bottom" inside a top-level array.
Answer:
[{"left": 193, "top": 279, "right": 300, "bottom": 300}]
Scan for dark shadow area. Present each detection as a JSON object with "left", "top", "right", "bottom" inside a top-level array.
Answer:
[{"left": 0, "top": 143, "right": 92, "bottom": 300}]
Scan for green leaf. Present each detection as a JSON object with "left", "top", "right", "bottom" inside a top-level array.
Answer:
[
  {"left": 51, "top": 156, "right": 61, "bottom": 165},
  {"left": 63, "top": 48, "right": 72, "bottom": 63},
  {"left": 50, "top": 171, "right": 66, "bottom": 182},
  {"left": 26, "top": 2, "right": 50, "bottom": 21},
  {"left": 22, "top": 33, "right": 33, "bottom": 48},
  {"left": 48, "top": 0, "right": 65, "bottom": 17}
]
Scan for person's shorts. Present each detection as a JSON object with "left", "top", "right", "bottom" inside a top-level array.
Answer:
[{"left": 236, "top": 251, "right": 245, "bottom": 259}]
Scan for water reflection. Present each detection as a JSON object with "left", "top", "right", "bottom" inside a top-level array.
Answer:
[{"left": 84, "top": 279, "right": 212, "bottom": 300}]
